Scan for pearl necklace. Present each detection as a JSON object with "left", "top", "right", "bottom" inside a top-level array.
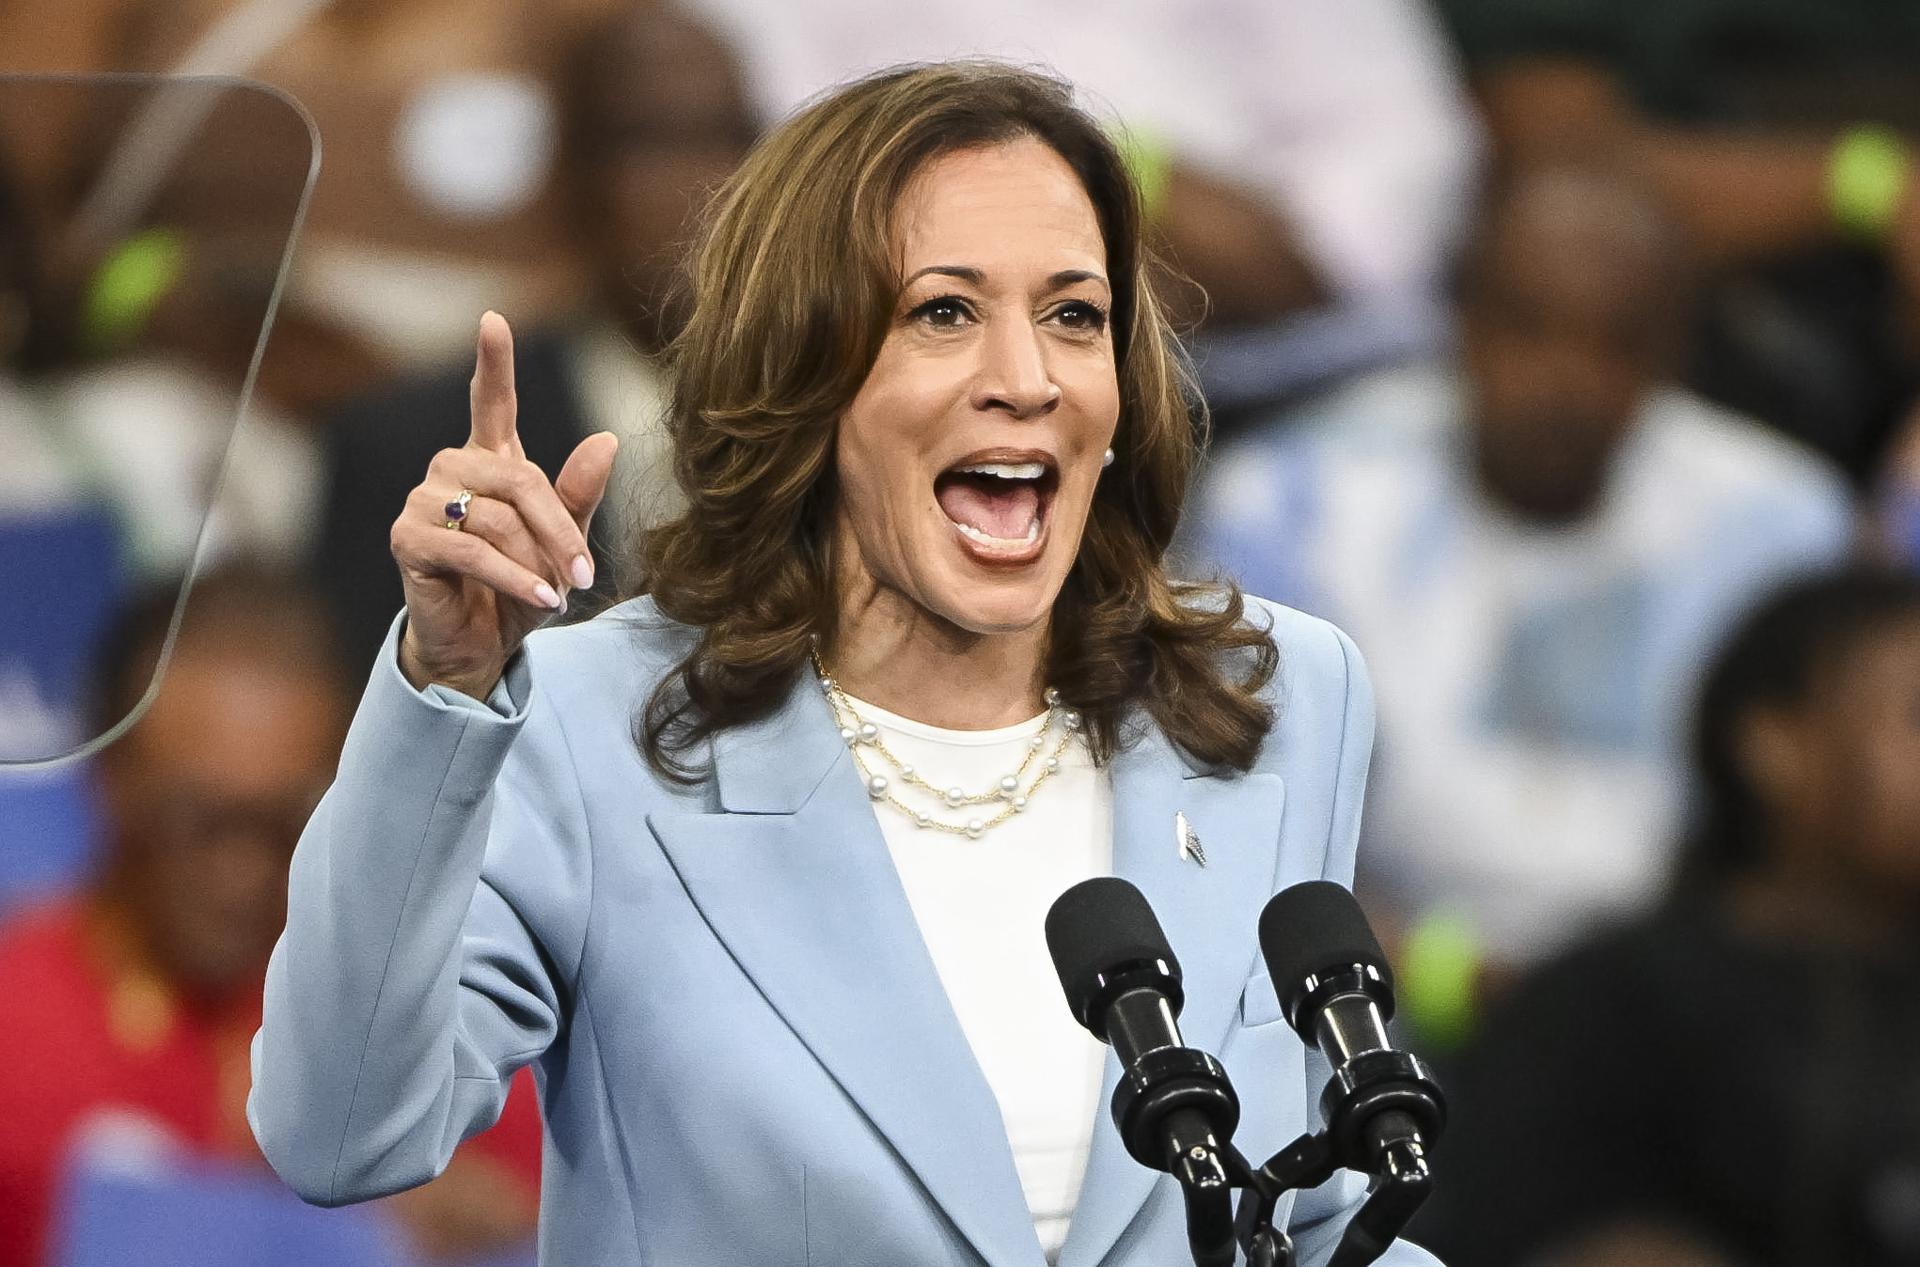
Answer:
[{"left": 809, "top": 650, "right": 1080, "bottom": 839}]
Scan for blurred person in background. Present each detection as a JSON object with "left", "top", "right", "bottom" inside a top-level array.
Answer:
[
  {"left": 1435, "top": 0, "right": 1920, "bottom": 481},
  {"left": 1, "top": 98, "right": 339, "bottom": 996},
  {"left": 0, "top": 121, "right": 326, "bottom": 595},
  {"left": 1188, "top": 160, "right": 1853, "bottom": 1042},
  {"left": 0, "top": 0, "right": 157, "bottom": 274},
  {"left": 317, "top": 0, "right": 755, "bottom": 667},
  {"left": 1414, "top": 568, "right": 1920, "bottom": 1267},
  {"left": 677, "top": 0, "right": 1483, "bottom": 414},
  {"left": 0, "top": 0, "right": 642, "bottom": 431},
  {"left": 0, "top": 571, "right": 542, "bottom": 1267},
  {"left": 116, "top": 0, "right": 632, "bottom": 371},
  {"left": 0, "top": 50, "right": 347, "bottom": 582},
  {"left": 0, "top": 11, "right": 390, "bottom": 420}
]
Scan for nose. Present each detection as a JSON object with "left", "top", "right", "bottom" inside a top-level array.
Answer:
[{"left": 972, "top": 316, "right": 1061, "bottom": 419}]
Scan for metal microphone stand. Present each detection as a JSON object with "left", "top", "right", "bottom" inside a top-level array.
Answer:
[{"left": 1167, "top": 1046, "right": 1444, "bottom": 1267}]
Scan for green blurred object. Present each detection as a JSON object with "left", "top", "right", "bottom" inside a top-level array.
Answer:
[
  {"left": 1400, "top": 909, "right": 1481, "bottom": 1052},
  {"left": 1828, "top": 124, "right": 1912, "bottom": 244},
  {"left": 81, "top": 227, "right": 185, "bottom": 354}
]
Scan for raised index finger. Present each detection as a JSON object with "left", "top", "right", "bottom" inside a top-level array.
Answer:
[{"left": 468, "top": 310, "right": 521, "bottom": 456}]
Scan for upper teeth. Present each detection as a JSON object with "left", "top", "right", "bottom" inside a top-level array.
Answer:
[{"left": 956, "top": 461, "right": 1046, "bottom": 480}]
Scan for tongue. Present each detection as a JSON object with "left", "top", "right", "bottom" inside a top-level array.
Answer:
[{"left": 937, "top": 478, "right": 1040, "bottom": 539}]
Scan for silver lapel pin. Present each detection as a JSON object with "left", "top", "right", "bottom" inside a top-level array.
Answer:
[{"left": 1175, "top": 811, "right": 1207, "bottom": 867}]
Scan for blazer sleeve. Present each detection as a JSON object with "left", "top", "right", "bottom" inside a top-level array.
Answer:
[
  {"left": 248, "top": 616, "right": 591, "bottom": 1207},
  {"left": 1278, "top": 617, "right": 1445, "bottom": 1266}
]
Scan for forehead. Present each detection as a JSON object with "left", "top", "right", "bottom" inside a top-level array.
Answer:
[
  {"left": 1479, "top": 183, "right": 1668, "bottom": 318},
  {"left": 892, "top": 138, "right": 1107, "bottom": 277},
  {"left": 119, "top": 653, "right": 342, "bottom": 781}
]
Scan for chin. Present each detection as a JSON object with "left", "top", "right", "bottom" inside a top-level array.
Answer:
[
  {"left": 945, "top": 595, "right": 1056, "bottom": 635},
  {"left": 925, "top": 564, "right": 1065, "bottom": 635}
]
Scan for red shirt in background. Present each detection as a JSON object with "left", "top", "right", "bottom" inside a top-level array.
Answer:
[{"left": 0, "top": 900, "right": 542, "bottom": 1267}]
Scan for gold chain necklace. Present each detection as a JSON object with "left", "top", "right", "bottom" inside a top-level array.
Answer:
[{"left": 810, "top": 650, "right": 1079, "bottom": 839}]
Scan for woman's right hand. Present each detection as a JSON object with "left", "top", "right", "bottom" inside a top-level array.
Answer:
[{"left": 392, "top": 311, "right": 619, "bottom": 699}]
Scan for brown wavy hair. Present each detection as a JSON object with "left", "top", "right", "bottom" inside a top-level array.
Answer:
[{"left": 629, "top": 60, "right": 1277, "bottom": 780}]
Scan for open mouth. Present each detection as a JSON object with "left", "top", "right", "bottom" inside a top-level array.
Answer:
[{"left": 933, "top": 453, "right": 1059, "bottom": 562}]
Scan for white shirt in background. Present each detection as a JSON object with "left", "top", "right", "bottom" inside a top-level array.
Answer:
[
  {"left": 678, "top": 0, "right": 1481, "bottom": 303},
  {"left": 1194, "top": 362, "right": 1856, "bottom": 964}
]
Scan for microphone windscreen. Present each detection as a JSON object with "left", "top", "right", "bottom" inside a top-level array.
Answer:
[
  {"left": 1258, "top": 880, "right": 1391, "bottom": 995},
  {"left": 1045, "top": 877, "right": 1180, "bottom": 1025}
]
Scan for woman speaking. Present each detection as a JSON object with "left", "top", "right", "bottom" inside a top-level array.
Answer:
[{"left": 249, "top": 62, "right": 1436, "bottom": 1266}]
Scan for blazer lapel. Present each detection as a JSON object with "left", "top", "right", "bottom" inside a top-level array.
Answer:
[
  {"left": 645, "top": 675, "right": 1042, "bottom": 1267},
  {"left": 1057, "top": 719, "right": 1287, "bottom": 1267}
]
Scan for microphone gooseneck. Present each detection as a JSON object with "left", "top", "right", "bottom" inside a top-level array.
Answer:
[
  {"left": 1258, "top": 881, "right": 1445, "bottom": 1199},
  {"left": 1046, "top": 877, "right": 1240, "bottom": 1267}
]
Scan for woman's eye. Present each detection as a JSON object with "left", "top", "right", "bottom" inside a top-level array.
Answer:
[
  {"left": 910, "top": 296, "right": 973, "bottom": 328},
  {"left": 1053, "top": 301, "right": 1109, "bottom": 332}
]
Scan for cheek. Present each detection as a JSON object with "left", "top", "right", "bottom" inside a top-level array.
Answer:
[
  {"left": 836, "top": 409, "right": 921, "bottom": 530},
  {"left": 837, "top": 349, "right": 964, "bottom": 510},
  {"left": 1087, "top": 378, "right": 1122, "bottom": 441},
  {"left": 1057, "top": 355, "right": 1120, "bottom": 449},
  {"left": 834, "top": 428, "right": 931, "bottom": 570}
]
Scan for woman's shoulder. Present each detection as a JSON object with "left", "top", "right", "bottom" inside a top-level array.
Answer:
[
  {"left": 1202, "top": 587, "right": 1368, "bottom": 704},
  {"left": 515, "top": 594, "right": 694, "bottom": 712},
  {"left": 1233, "top": 590, "right": 1373, "bottom": 762},
  {"left": 1239, "top": 591, "right": 1359, "bottom": 663},
  {"left": 490, "top": 597, "right": 713, "bottom": 805}
]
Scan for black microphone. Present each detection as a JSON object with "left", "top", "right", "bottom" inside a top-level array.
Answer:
[
  {"left": 1046, "top": 877, "right": 1240, "bottom": 1265},
  {"left": 1257, "top": 881, "right": 1444, "bottom": 1182}
]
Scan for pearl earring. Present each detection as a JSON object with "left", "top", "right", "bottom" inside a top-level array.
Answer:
[{"left": 1102, "top": 447, "right": 1115, "bottom": 468}]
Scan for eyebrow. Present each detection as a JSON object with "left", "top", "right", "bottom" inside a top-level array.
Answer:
[{"left": 902, "top": 265, "right": 1111, "bottom": 291}]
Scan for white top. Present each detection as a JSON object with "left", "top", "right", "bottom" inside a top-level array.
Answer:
[
  {"left": 839, "top": 690, "right": 1112, "bottom": 1263},
  {"left": 1196, "top": 362, "right": 1855, "bottom": 962}
]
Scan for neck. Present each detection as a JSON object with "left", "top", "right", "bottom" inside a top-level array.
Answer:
[
  {"left": 87, "top": 862, "right": 180, "bottom": 984},
  {"left": 827, "top": 562, "right": 1049, "bottom": 731}
]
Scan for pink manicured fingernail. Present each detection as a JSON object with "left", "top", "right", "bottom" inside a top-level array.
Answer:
[
  {"left": 571, "top": 555, "right": 594, "bottom": 589},
  {"left": 534, "top": 581, "right": 561, "bottom": 609}
]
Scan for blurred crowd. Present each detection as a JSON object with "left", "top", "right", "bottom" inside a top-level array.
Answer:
[{"left": 3, "top": 1, "right": 1920, "bottom": 1264}]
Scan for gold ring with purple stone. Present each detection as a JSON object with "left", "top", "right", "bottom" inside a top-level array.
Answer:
[{"left": 443, "top": 489, "right": 474, "bottom": 530}]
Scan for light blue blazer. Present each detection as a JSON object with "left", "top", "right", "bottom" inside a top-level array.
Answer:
[{"left": 249, "top": 594, "right": 1442, "bottom": 1266}]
